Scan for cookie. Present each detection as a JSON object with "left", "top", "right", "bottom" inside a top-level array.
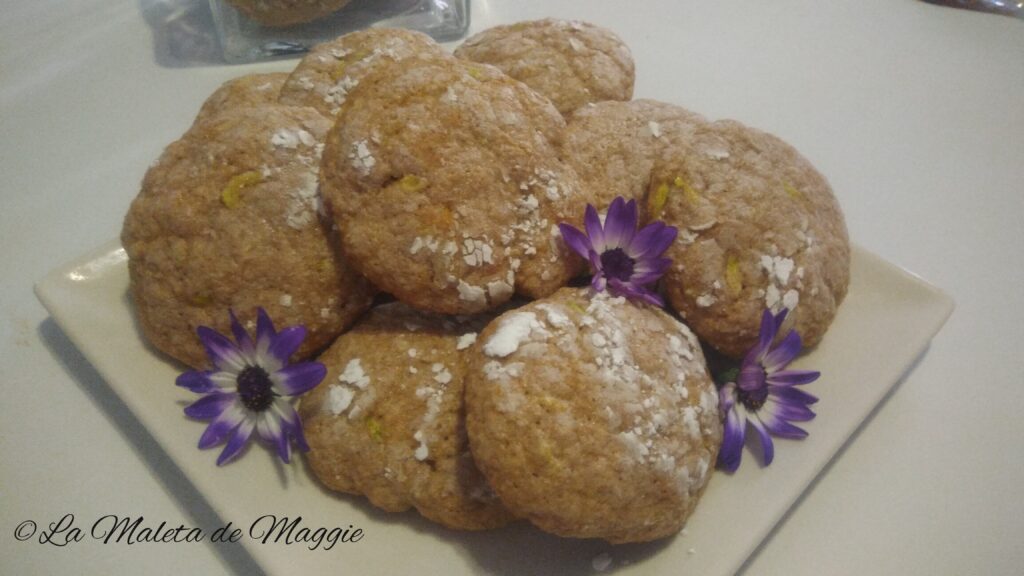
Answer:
[
  {"left": 645, "top": 119, "right": 850, "bottom": 358},
  {"left": 464, "top": 288, "right": 721, "bottom": 543},
  {"left": 278, "top": 28, "right": 446, "bottom": 118},
  {"left": 320, "top": 54, "right": 588, "bottom": 314},
  {"left": 122, "top": 104, "right": 375, "bottom": 369},
  {"left": 562, "top": 99, "right": 707, "bottom": 209},
  {"left": 299, "top": 303, "right": 514, "bottom": 530},
  {"left": 224, "top": 0, "right": 350, "bottom": 27},
  {"left": 454, "top": 19, "right": 635, "bottom": 116},
  {"left": 194, "top": 73, "right": 288, "bottom": 125}
]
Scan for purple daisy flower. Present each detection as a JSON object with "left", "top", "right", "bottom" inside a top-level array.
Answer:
[
  {"left": 558, "top": 196, "right": 678, "bottom": 306},
  {"left": 176, "top": 308, "right": 325, "bottom": 466},
  {"left": 717, "top": 308, "right": 820, "bottom": 473}
]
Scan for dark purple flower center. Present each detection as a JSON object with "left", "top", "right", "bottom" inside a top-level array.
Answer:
[
  {"left": 237, "top": 365, "right": 276, "bottom": 412},
  {"left": 600, "top": 248, "right": 636, "bottom": 282},
  {"left": 737, "top": 383, "right": 768, "bottom": 411}
]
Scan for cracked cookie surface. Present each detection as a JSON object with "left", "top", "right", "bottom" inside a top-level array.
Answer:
[
  {"left": 320, "top": 54, "right": 588, "bottom": 314},
  {"left": 455, "top": 18, "right": 635, "bottom": 116},
  {"left": 464, "top": 288, "right": 721, "bottom": 543},
  {"left": 646, "top": 119, "right": 850, "bottom": 357},
  {"left": 122, "top": 105, "right": 374, "bottom": 368},
  {"left": 300, "top": 303, "right": 514, "bottom": 530}
]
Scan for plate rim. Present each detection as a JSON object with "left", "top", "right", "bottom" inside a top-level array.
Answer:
[{"left": 33, "top": 239, "right": 955, "bottom": 576}]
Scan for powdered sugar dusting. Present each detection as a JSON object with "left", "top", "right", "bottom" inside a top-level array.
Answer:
[
  {"left": 339, "top": 358, "right": 370, "bottom": 389},
  {"left": 456, "top": 332, "right": 478, "bottom": 350},
  {"left": 483, "top": 312, "right": 550, "bottom": 358},
  {"left": 349, "top": 139, "right": 376, "bottom": 175},
  {"left": 326, "top": 385, "right": 354, "bottom": 415},
  {"left": 457, "top": 280, "right": 487, "bottom": 305},
  {"left": 285, "top": 171, "right": 321, "bottom": 230},
  {"left": 328, "top": 358, "right": 375, "bottom": 419},
  {"left": 761, "top": 252, "right": 801, "bottom": 313},
  {"left": 412, "top": 362, "right": 451, "bottom": 461}
]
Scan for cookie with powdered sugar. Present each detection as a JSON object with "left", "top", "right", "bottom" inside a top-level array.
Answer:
[
  {"left": 320, "top": 54, "right": 588, "bottom": 315},
  {"left": 299, "top": 303, "right": 515, "bottom": 530},
  {"left": 193, "top": 73, "right": 289, "bottom": 125},
  {"left": 646, "top": 119, "right": 850, "bottom": 358},
  {"left": 454, "top": 18, "right": 635, "bottom": 115},
  {"left": 278, "top": 28, "right": 446, "bottom": 118},
  {"left": 122, "top": 104, "right": 374, "bottom": 369},
  {"left": 562, "top": 99, "right": 707, "bottom": 210},
  {"left": 224, "top": 0, "right": 351, "bottom": 27},
  {"left": 464, "top": 287, "right": 721, "bottom": 543}
]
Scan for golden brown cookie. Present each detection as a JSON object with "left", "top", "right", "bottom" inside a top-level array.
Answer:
[
  {"left": 122, "top": 104, "right": 374, "bottom": 368},
  {"left": 194, "top": 73, "right": 289, "bottom": 125},
  {"left": 464, "top": 288, "right": 721, "bottom": 543},
  {"left": 455, "top": 19, "right": 635, "bottom": 115},
  {"left": 563, "top": 99, "right": 707, "bottom": 209},
  {"left": 278, "top": 28, "right": 447, "bottom": 118},
  {"left": 224, "top": 0, "right": 350, "bottom": 27},
  {"left": 299, "top": 303, "right": 514, "bottom": 530},
  {"left": 645, "top": 119, "right": 850, "bottom": 358},
  {"left": 320, "top": 54, "right": 588, "bottom": 314}
]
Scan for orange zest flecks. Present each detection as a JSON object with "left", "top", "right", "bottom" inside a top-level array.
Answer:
[
  {"left": 221, "top": 171, "right": 262, "bottom": 209},
  {"left": 366, "top": 417, "right": 384, "bottom": 442},
  {"left": 725, "top": 254, "right": 743, "bottom": 296},
  {"left": 398, "top": 174, "right": 429, "bottom": 192},
  {"left": 649, "top": 182, "right": 670, "bottom": 216}
]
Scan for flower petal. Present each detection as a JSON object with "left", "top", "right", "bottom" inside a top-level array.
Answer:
[
  {"left": 605, "top": 277, "right": 637, "bottom": 297},
  {"left": 763, "top": 395, "right": 816, "bottom": 423},
  {"left": 748, "top": 308, "right": 778, "bottom": 364},
  {"left": 267, "top": 326, "right": 306, "bottom": 366},
  {"left": 254, "top": 308, "right": 277, "bottom": 357},
  {"left": 716, "top": 386, "right": 746, "bottom": 473},
  {"left": 772, "top": 308, "right": 790, "bottom": 332},
  {"left": 763, "top": 330, "right": 803, "bottom": 373},
  {"left": 602, "top": 197, "right": 637, "bottom": 249},
  {"left": 197, "top": 327, "right": 246, "bottom": 373},
  {"left": 228, "top": 310, "right": 255, "bottom": 356},
  {"left": 209, "top": 371, "right": 239, "bottom": 388},
  {"left": 254, "top": 410, "right": 283, "bottom": 442},
  {"left": 591, "top": 271, "right": 607, "bottom": 293},
  {"left": 761, "top": 414, "right": 810, "bottom": 439},
  {"left": 627, "top": 221, "right": 677, "bottom": 260},
  {"left": 290, "top": 419, "right": 310, "bottom": 453},
  {"left": 176, "top": 370, "right": 219, "bottom": 393},
  {"left": 254, "top": 410, "right": 289, "bottom": 463},
  {"left": 217, "top": 418, "right": 255, "bottom": 466},
  {"left": 736, "top": 361, "right": 765, "bottom": 392},
  {"left": 607, "top": 278, "right": 663, "bottom": 306},
  {"left": 184, "top": 393, "right": 235, "bottom": 420},
  {"left": 629, "top": 270, "right": 666, "bottom": 287},
  {"left": 557, "top": 223, "right": 592, "bottom": 259},
  {"left": 632, "top": 256, "right": 672, "bottom": 277},
  {"left": 767, "top": 369, "right": 820, "bottom": 387},
  {"left": 584, "top": 204, "right": 606, "bottom": 250},
  {"left": 197, "top": 401, "right": 246, "bottom": 449},
  {"left": 271, "top": 361, "right": 326, "bottom": 396},
  {"left": 274, "top": 400, "right": 309, "bottom": 456},
  {"left": 748, "top": 416, "right": 775, "bottom": 466},
  {"left": 768, "top": 385, "right": 819, "bottom": 406},
  {"left": 719, "top": 382, "right": 737, "bottom": 412},
  {"left": 273, "top": 398, "right": 301, "bottom": 428}
]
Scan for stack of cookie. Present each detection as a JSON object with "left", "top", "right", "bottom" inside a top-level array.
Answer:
[
  {"left": 122, "top": 19, "right": 849, "bottom": 543},
  {"left": 224, "top": 0, "right": 354, "bottom": 28}
]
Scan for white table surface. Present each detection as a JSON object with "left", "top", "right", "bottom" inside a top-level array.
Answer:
[{"left": 1, "top": 0, "right": 1021, "bottom": 574}]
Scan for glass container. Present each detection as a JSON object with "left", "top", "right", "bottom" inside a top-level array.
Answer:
[{"left": 209, "top": 0, "right": 470, "bottom": 63}]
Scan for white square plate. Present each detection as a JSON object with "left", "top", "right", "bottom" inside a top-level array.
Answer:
[{"left": 35, "top": 241, "right": 952, "bottom": 575}]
